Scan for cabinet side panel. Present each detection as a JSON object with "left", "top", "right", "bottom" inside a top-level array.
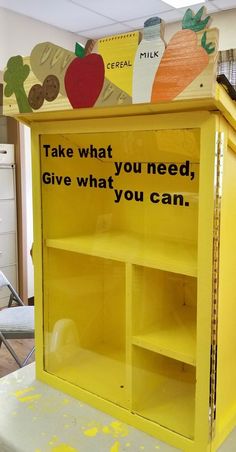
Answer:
[
  {"left": 215, "top": 127, "right": 236, "bottom": 444},
  {"left": 31, "top": 129, "right": 44, "bottom": 374}
]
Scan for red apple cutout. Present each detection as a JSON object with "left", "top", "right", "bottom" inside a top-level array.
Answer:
[{"left": 64, "top": 53, "right": 105, "bottom": 108}]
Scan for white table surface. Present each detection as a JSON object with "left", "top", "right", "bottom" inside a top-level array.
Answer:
[
  {"left": 0, "top": 363, "right": 235, "bottom": 452},
  {"left": 0, "top": 363, "right": 179, "bottom": 452}
]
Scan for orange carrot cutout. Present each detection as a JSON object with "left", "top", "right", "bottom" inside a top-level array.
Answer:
[{"left": 151, "top": 7, "right": 215, "bottom": 102}]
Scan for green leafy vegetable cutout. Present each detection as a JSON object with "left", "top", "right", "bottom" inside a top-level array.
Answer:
[
  {"left": 182, "top": 6, "right": 210, "bottom": 32},
  {"left": 75, "top": 42, "right": 85, "bottom": 58},
  {"left": 201, "top": 31, "right": 215, "bottom": 54},
  {"left": 4, "top": 56, "right": 32, "bottom": 113}
]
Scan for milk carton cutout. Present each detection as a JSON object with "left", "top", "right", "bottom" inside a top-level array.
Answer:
[{"left": 132, "top": 17, "right": 165, "bottom": 103}]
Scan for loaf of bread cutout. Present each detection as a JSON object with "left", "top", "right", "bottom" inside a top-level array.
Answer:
[{"left": 30, "top": 41, "right": 132, "bottom": 106}]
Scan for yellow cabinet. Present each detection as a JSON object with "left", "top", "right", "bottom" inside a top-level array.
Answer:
[{"left": 20, "top": 86, "right": 236, "bottom": 451}]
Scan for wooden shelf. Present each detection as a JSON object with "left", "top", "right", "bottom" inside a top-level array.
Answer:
[
  {"left": 132, "top": 306, "right": 196, "bottom": 366},
  {"left": 46, "top": 231, "right": 197, "bottom": 277}
]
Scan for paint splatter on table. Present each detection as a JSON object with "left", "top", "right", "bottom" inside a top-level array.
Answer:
[{"left": 0, "top": 363, "right": 180, "bottom": 452}]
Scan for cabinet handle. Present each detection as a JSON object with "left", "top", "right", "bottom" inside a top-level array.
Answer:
[{"left": 0, "top": 151, "right": 7, "bottom": 154}]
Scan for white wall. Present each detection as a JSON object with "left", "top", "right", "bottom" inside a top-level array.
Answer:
[
  {"left": 0, "top": 7, "right": 84, "bottom": 298},
  {"left": 211, "top": 9, "right": 236, "bottom": 50},
  {"left": 165, "top": 8, "right": 236, "bottom": 50},
  {"left": 20, "top": 125, "right": 34, "bottom": 299},
  {"left": 0, "top": 7, "right": 85, "bottom": 70}
]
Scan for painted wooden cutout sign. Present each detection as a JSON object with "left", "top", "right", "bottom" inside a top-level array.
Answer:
[{"left": 3, "top": 6, "right": 219, "bottom": 116}]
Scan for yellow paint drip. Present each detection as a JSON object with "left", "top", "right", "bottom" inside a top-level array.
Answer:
[
  {"left": 102, "top": 425, "right": 111, "bottom": 434},
  {"left": 13, "top": 386, "right": 42, "bottom": 404},
  {"left": 18, "top": 394, "right": 42, "bottom": 403},
  {"left": 83, "top": 420, "right": 129, "bottom": 439},
  {"left": 110, "top": 441, "right": 120, "bottom": 452},
  {"left": 84, "top": 427, "right": 99, "bottom": 437},
  {"left": 13, "top": 387, "right": 35, "bottom": 397},
  {"left": 108, "top": 421, "right": 129, "bottom": 438},
  {"left": 51, "top": 445, "right": 79, "bottom": 452}
]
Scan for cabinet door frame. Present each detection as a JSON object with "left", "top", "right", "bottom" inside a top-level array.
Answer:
[{"left": 31, "top": 110, "right": 218, "bottom": 452}]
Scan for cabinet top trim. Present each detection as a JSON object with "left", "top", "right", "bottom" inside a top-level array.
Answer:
[{"left": 8, "top": 85, "right": 236, "bottom": 132}]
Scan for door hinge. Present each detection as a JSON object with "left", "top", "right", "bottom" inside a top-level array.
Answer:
[{"left": 209, "top": 132, "right": 224, "bottom": 440}]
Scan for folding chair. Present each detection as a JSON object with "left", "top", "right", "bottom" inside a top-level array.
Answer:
[{"left": 0, "top": 271, "right": 35, "bottom": 367}]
